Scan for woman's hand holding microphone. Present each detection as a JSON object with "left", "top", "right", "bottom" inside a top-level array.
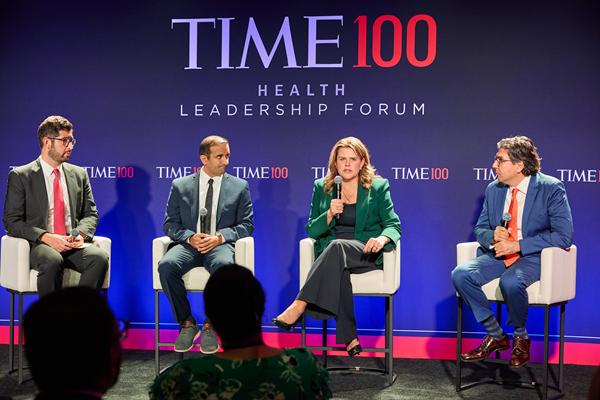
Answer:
[{"left": 326, "top": 199, "right": 345, "bottom": 223}]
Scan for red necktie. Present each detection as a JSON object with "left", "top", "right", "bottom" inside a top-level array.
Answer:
[
  {"left": 53, "top": 169, "right": 66, "bottom": 236},
  {"left": 504, "top": 188, "right": 519, "bottom": 267}
]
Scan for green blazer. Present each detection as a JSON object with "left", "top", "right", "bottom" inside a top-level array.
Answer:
[{"left": 305, "top": 177, "right": 402, "bottom": 265}]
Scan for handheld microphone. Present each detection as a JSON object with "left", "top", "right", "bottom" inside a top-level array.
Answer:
[
  {"left": 334, "top": 175, "right": 343, "bottom": 220},
  {"left": 199, "top": 208, "right": 208, "bottom": 234},
  {"left": 501, "top": 213, "right": 511, "bottom": 229},
  {"left": 70, "top": 228, "right": 80, "bottom": 242}
]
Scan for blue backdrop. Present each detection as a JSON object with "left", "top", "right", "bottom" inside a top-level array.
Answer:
[{"left": 1, "top": 0, "right": 599, "bottom": 358}]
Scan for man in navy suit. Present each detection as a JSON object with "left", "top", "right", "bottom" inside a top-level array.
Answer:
[
  {"left": 158, "top": 136, "right": 254, "bottom": 353},
  {"left": 452, "top": 136, "right": 573, "bottom": 367}
]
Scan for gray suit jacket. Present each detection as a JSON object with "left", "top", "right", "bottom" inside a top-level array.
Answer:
[
  {"left": 163, "top": 171, "right": 254, "bottom": 244},
  {"left": 3, "top": 159, "right": 99, "bottom": 243}
]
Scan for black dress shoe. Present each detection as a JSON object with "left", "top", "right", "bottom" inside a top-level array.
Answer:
[
  {"left": 271, "top": 315, "right": 303, "bottom": 332},
  {"left": 347, "top": 344, "right": 362, "bottom": 357}
]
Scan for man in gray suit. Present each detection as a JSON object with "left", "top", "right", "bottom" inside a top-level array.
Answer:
[
  {"left": 158, "top": 136, "right": 254, "bottom": 353},
  {"left": 2, "top": 116, "right": 109, "bottom": 297}
]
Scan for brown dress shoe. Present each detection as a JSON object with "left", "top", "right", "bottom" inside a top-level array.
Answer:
[
  {"left": 510, "top": 336, "right": 531, "bottom": 367},
  {"left": 461, "top": 334, "right": 510, "bottom": 362}
]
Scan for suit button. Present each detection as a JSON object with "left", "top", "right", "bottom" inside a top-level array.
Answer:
[
  {"left": 364, "top": 228, "right": 368, "bottom": 231},
  {"left": 367, "top": 215, "right": 370, "bottom": 219}
]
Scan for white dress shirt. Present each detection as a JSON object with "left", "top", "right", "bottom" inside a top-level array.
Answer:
[
  {"left": 502, "top": 175, "right": 530, "bottom": 240},
  {"left": 197, "top": 168, "right": 222, "bottom": 236},
  {"left": 39, "top": 157, "right": 72, "bottom": 235}
]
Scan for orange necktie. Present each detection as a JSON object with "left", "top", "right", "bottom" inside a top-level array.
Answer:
[
  {"left": 504, "top": 188, "right": 519, "bottom": 267},
  {"left": 53, "top": 169, "right": 66, "bottom": 236}
]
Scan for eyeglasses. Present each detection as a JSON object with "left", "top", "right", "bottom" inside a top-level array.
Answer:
[
  {"left": 48, "top": 137, "right": 76, "bottom": 147},
  {"left": 117, "top": 319, "right": 130, "bottom": 341},
  {"left": 493, "top": 156, "right": 513, "bottom": 165}
]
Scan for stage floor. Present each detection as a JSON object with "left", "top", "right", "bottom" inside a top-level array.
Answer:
[{"left": 1, "top": 345, "right": 596, "bottom": 399}]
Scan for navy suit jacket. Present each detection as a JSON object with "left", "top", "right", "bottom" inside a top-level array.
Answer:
[
  {"left": 163, "top": 171, "right": 254, "bottom": 244},
  {"left": 474, "top": 172, "right": 573, "bottom": 257},
  {"left": 3, "top": 159, "right": 99, "bottom": 243}
]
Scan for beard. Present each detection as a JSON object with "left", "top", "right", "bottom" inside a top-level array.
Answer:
[{"left": 48, "top": 144, "right": 70, "bottom": 164}]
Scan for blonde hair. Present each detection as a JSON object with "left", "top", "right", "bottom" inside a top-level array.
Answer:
[{"left": 324, "top": 137, "right": 378, "bottom": 194}]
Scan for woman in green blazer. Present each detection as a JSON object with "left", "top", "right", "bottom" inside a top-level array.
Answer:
[{"left": 272, "top": 137, "right": 402, "bottom": 356}]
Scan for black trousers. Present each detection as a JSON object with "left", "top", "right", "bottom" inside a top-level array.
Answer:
[
  {"left": 30, "top": 242, "right": 109, "bottom": 297},
  {"left": 297, "top": 239, "right": 380, "bottom": 344}
]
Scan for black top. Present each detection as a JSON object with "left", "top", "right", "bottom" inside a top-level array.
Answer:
[{"left": 333, "top": 203, "right": 356, "bottom": 240}]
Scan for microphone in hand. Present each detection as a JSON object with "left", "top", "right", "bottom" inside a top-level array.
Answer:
[
  {"left": 70, "top": 228, "right": 80, "bottom": 242},
  {"left": 199, "top": 208, "right": 208, "bottom": 234},
  {"left": 334, "top": 175, "right": 343, "bottom": 220},
  {"left": 501, "top": 213, "right": 511, "bottom": 229}
]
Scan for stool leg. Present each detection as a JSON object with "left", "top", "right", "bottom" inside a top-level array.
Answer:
[
  {"left": 495, "top": 303, "right": 502, "bottom": 382},
  {"left": 559, "top": 304, "right": 565, "bottom": 391},
  {"left": 322, "top": 320, "right": 328, "bottom": 368},
  {"left": 155, "top": 290, "right": 160, "bottom": 376},
  {"left": 8, "top": 292, "right": 15, "bottom": 372},
  {"left": 301, "top": 317, "right": 306, "bottom": 347},
  {"left": 456, "top": 297, "right": 463, "bottom": 391},
  {"left": 18, "top": 293, "right": 24, "bottom": 384},
  {"left": 542, "top": 305, "right": 550, "bottom": 400},
  {"left": 386, "top": 295, "right": 393, "bottom": 385}
]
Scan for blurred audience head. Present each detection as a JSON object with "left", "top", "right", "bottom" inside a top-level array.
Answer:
[
  {"left": 204, "top": 264, "right": 264, "bottom": 345},
  {"left": 24, "top": 286, "right": 122, "bottom": 394}
]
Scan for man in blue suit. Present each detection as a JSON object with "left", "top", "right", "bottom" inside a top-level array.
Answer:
[
  {"left": 452, "top": 136, "right": 573, "bottom": 367},
  {"left": 159, "top": 136, "right": 254, "bottom": 353}
]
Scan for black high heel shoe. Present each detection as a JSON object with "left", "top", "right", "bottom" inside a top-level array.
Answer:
[
  {"left": 271, "top": 315, "right": 303, "bottom": 332},
  {"left": 346, "top": 342, "right": 362, "bottom": 357}
]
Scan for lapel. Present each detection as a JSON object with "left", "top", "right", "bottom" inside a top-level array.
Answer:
[
  {"left": 31, "top": 160, "right": 49, "bottom": 221},
  {"left": 190, "top": 171, "right": 200, "bottom": 228},
  {"left": 216, "top": 173, "right": 229, "bottom": 227},
  {"left": 354, "top": 184, "right": 369, "bottom": 234},
  {"left": 494, "top": 182, "right": 508, "bottom": 227},
  {"left": 521, "top": 174, "right": 539, "bottom": 236},
  {"left": 62, "top": 163, "right": 78, "bottom": 226}
]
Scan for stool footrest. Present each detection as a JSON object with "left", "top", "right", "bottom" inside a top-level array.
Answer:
[
  {"left": 457, "top": 379, "right": 565, "bottom": 399},
  {"left": 5, "top": 367, "right": 32, "bottom": 384},
  {"left": 304, "top": 345, "right": 391, "bottom": 354},
  {"left": 326, "top": 367, "right": 397, "bottom": 386},
  {"left": 156, "top": 342, "right": 202, "bottom": 348}
]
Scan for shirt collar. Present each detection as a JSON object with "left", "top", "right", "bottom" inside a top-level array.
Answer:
[
  {"left": 199, "top": 167, "right": 223, "bottom": 185},
  {"left": 39, "top": 156, "right": 64, "bottom": 178},
  {"left": 512, "top": 175, "right": 530, "bottom": 195}
]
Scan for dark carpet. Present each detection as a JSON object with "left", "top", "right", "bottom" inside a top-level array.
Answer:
[{"left": 0, "top": 345, "right": 595, "bottom": 399}]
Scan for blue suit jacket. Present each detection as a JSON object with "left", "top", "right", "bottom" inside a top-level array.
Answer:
[
  {"left": 163, "top": 171, "right": 254, "bottom": 244},
  {"left": 474, "top": 172, "right": 573, "bottom": 257}
]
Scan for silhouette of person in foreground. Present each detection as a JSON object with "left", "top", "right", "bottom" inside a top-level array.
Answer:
[{"left": 24, "top": 287, "right": 123, "bottom": 400}]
